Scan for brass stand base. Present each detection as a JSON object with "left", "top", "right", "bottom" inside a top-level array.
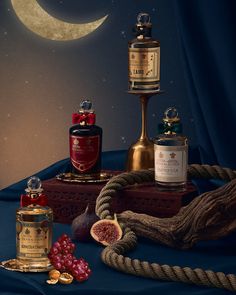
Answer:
[
  {"left": 126, "top": 91, "right": 163, "bottom": 172},
  {"left": 127, "top": 138, "right": 154, "bottom": 171}
]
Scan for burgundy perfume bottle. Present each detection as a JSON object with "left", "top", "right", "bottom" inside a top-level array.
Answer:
[{"left": 69, "top": 100, "right": 102, "bottom": 178}]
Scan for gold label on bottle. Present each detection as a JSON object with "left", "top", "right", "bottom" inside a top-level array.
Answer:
[
  {"left": 16, "top": 221, "right": 52, "bottom": 259},
  {"left": 154, "top": 145, "right": 187, "bottom": 183},
  {"left": 128, "top": 47, "right": 160, "bottom": 82}
]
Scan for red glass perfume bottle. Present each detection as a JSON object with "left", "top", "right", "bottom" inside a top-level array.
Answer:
[
  {"left": 69, "top": 100, "right": 102, "bottom": 178},
  {"left": 20, "top": 176, "right": 48, "bottom": 207}
]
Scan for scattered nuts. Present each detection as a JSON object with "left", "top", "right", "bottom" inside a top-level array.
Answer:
[
  {"left": 58, "top": 272, "right": 74, "bottom": 284},
  {"left": 46, "top": 279, "right": 58, "bottom": 285},
  {"left": 49, "top": 269, "right": 61, "bottom": 280}
]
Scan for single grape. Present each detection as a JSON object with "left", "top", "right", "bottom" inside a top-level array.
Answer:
[
  {"left": 52, "top": 255, "right": 61, "bottom": 263},
  {"left": 66, "top": 254, "right": 73, "bottom": 260},
  {"left": 54, "top": 241, "right": 61, "bottom": 248},
  {"left": 51, "top": 247, "right": 59, "bottom": 255},
  {"left": 54, "top": 262, "right": 62, "bottom": 270},
  {"left": 65, "top": 260, "right": 73, "bottom": 269},
  {"left": 60, "top": 234, "right": 69, "bottom": 240}
]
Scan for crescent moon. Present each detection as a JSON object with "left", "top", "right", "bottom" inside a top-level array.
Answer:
[{"left": 11, "top": 0, "right": 108, "bottom": 41}]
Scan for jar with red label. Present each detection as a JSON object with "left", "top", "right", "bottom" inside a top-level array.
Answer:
[{"left": 69, "top": 100, "right": 102, "bottom": 179}]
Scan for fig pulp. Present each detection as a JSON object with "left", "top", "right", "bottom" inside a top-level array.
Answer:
[
  {"left": 71, "top": 204, "right": 99, "bottom": 242},
  {"left": 90, "top": 214, "right": 122, "bottom": 246}
]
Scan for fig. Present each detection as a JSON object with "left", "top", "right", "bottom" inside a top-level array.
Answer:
[
  {"left": 71, "top": 204, "right": 99, "bottom": 242},
  {"left": 90, "top": 214, "right": 122, "bottom": 246}
]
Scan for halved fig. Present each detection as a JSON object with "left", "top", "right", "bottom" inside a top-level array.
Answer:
[{"left": 90, "top": 214, "right": 122, "bottom": 246}]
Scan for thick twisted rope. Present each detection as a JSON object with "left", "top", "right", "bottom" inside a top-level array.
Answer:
[
  {"left": 95, "top": 164, "right": 236, "bottom": 292},
  {"left": 188, "top": 164, "right": 236, "bottom": 181}
]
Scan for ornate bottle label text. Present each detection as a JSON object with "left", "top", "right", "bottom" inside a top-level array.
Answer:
[
  {"left": 128, "top": 47, "right": 160, "bottom": 83},
  {"left": 70, "top": 135, "right": 100, "bottom": 172},
  {"left": 154, "top": 145, "right": 187, "bottom": 183},
  {"left": 16, "top": 220, "right": 52, "bottom": 259}
]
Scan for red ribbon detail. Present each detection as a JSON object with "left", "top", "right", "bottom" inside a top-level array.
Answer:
[
  {"left": 72, "top": 113, "right": 96, "bottom": 125},
  {"left": 20, "top": 193, "right": 48, "bottom": 207}
]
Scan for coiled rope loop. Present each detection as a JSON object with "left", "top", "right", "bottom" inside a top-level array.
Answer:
[{"left": 95, "top": 164, "right": 236, "bottom": 292}]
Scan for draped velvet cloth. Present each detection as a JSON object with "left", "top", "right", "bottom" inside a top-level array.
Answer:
[
  {"left": 1, "top": 1, "right": 236, "bottom": 293},
  {"left": 0, "top": 150, "right": 236, "bottom": 295},
  {"left": 174, "top": 0, "right": 236, "bottom": 168}
]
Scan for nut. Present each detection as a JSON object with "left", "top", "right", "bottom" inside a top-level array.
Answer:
[
  {"left": 46, "top": 279, "right": 58, "bottom": 285},
  {"left": 49, "top": 269, "right": 61, "bottom": 280},
  {"left": 58, "top": 272, "right": 74, "bottom": 284}
]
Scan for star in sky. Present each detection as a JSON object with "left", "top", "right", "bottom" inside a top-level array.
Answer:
[
  {"left": 120, "top": 30, "right": 126, "bottom": 39},
  {"left": 121, "top": 136, "right": 126, "bottom": 144}
]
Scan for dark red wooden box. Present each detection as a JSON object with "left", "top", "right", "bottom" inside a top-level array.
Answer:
[{"left": 42, "top": 174, "right": 198, "bottom": 224}]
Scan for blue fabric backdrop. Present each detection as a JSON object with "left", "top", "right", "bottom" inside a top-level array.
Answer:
[{"left": 174, "top": 0, "right": 236, "bottom": 168}]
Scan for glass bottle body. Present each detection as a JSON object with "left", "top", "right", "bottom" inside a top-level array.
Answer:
[
  {"left": 154, "top": 133, "right": 188, "bottom": 190},
  {"left": 128, "top": 37, "right": 160, "bottom": 93},
  {"left": 69, "top": 124, "right": 102, "bottom": 178},
  {"left": 16, "top": 205, "right": 53, "bottom": 272}
]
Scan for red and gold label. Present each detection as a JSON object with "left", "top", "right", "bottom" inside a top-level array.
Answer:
[
  {"left": 70, "top": 135, "right": 100, "bottom": 172},
  {"left": 128, "top": 47, "right": 160, "bottom": 82}
]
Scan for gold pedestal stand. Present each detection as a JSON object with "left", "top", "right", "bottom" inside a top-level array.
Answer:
[{"left": 126, "top": 91, "right": 163, "bottom": 171}]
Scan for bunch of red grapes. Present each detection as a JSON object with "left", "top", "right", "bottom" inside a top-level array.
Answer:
[{"left": 48, "top": 234, "right": 91, "bottom": 282}]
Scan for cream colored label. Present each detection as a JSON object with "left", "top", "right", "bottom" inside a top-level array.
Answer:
[
  {"left": 17, "top": 221, "right": 51, "bottom": 258},
  {"left": 129, "top": 47, "right": 160, "bottom": 82},
  {"left": 154, "top": 145, "right": 187, "bottom": 182}
]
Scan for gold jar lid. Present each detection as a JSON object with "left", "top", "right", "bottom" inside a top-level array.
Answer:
[{"left": 16, "top": 205, "right": 53, "bottom": 215}]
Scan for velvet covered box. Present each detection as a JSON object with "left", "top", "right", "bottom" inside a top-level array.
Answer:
[{"left": 42, "top": 174, "right": 198, "bottom": 224}]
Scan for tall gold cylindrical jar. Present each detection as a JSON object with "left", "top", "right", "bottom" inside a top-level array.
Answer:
[{"left": 16, "top": 176, "right": 53, "bottom": 272}]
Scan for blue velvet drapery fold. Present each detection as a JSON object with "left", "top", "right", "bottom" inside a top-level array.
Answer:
[
  {"left": 174, "top": 0, "right": 236, "bottom": 168},
  {"left": 0, "top": 150, "right": 236, "bottom": 295}
]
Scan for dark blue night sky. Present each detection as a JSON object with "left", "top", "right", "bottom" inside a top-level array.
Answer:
[{"left": 0, "top": 0, "right": 194, "bottom": 188}]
